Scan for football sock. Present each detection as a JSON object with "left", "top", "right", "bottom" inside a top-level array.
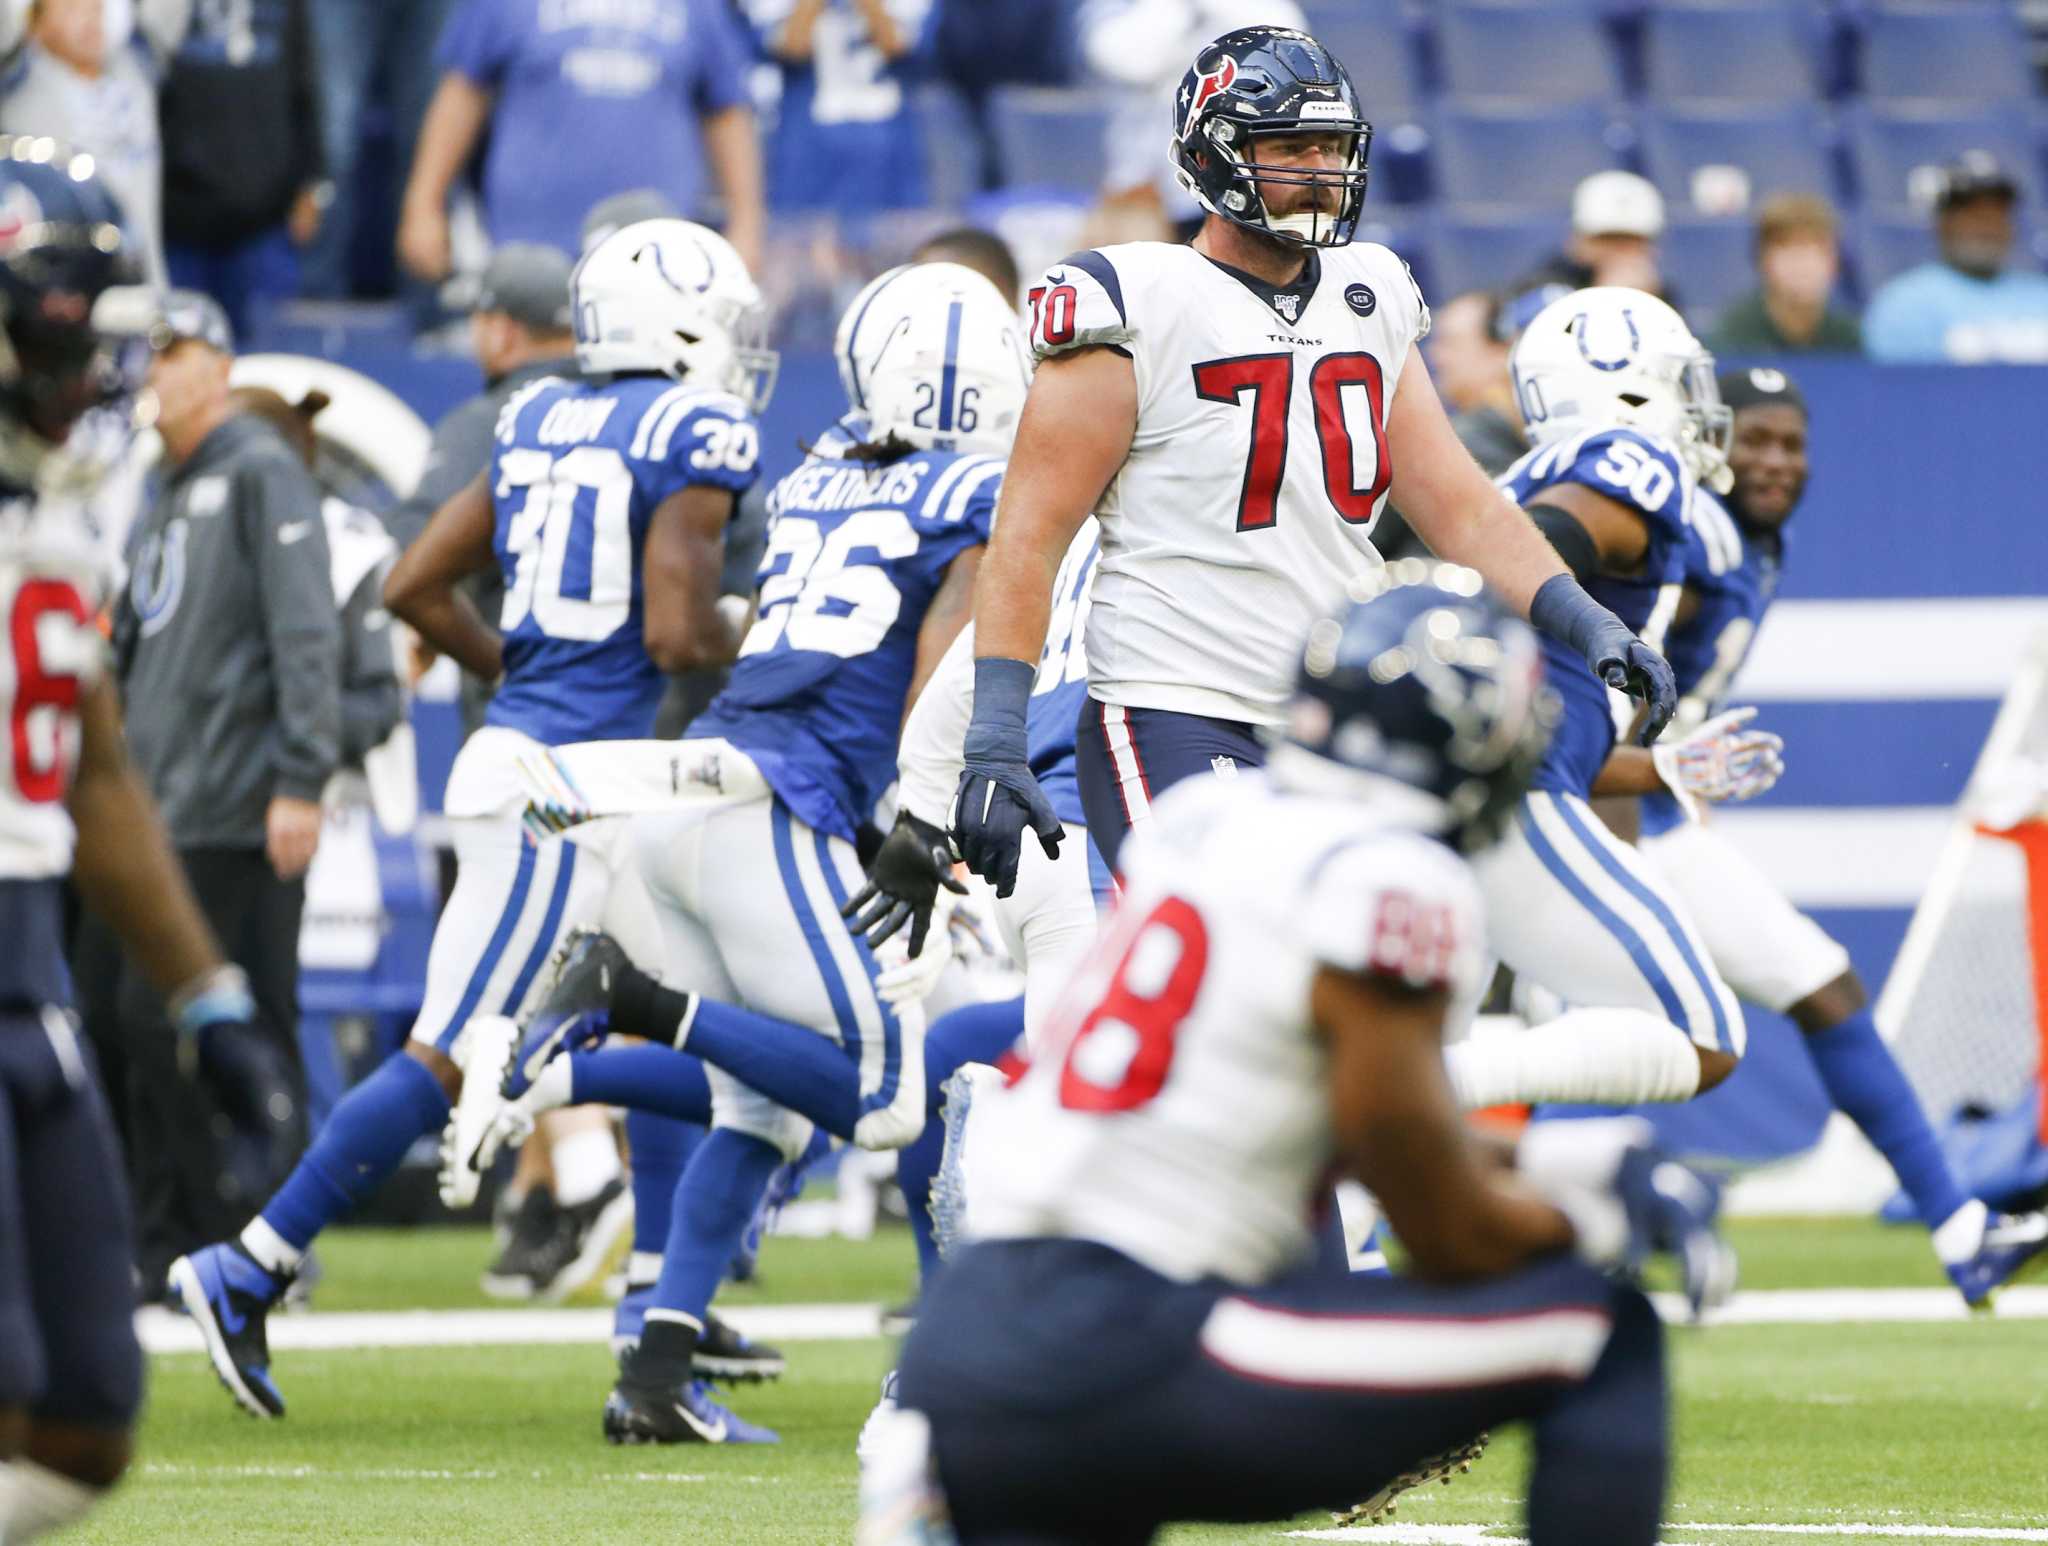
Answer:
[
  {"left": 0, "top": 1459, "right": 102, "bottom": 1542},
  {"left": 901, "top": 997, "right": 1029, "bottom": 1281},
  {"left": 624, "top": 1109, "right": 701, "bottom": 1262},
  {"left": 611, "top": 968, "right": 862, "bottom": 1139},
  {"left": 550, "top": 1127, "right": 622, "bottom": 1209},
  {"left": 253, "top": 1052, "right": 450, "bottom": 1259},
  {"left": 1528, "top": 1287, "right": 1666, "bottom": 1546},
  {"left": 651, "top": 1127, "right": 782, "bottom": 1332},
  {"left": 570, "top": 1044, "right": 713, "bottom": 1123},
  {"left": 1442, "top": 1009, "right": 1702, "bottom": 1108},
  {"left": 1805, "top": 1012, "right": 1971, "bottom": 1234}
]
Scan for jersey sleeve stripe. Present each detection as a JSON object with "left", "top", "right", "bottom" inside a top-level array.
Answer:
[
  {"left": 630, "top": 386, "right": 690, "bottom": 459},
  {"left": 649, "top": 392, "right": 711, "bottom": 462},
  {"left": 918, "top": 454, "right": 982, "bottom": 522},
  {"left": 1059, "top": 249, "right": 1127, "bottom": 326},
  {"left": 943, "top": 460, "right": 1004, "bottom": 525}
]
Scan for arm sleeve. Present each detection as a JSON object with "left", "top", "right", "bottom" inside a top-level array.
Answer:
[
  {"left": 388, "top": 396, "right": 495, "bottom": 548},
  {"left": 245, "top": 456, "right": 343, "bottom": 801},
  {"left": 1302, "top": 837, "right": 1487, "bottom": 993},
  {"left": 436, "top": 0, "right": 513, "bottom": 87},
  {"left": 337, "top": 559, "right": 405, "bottom": 765},
  {"left": 1028, "top": 250, "right": 1134, "bottom": 362},
  {"left": 896, "top": 622, "right": 975, "bottom": 826}
]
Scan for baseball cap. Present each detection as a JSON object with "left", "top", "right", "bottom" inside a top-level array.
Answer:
[
  {"left": 581, "top": 188, "right": 681, "bottom": 252},
  {"left": 157, "top": 288, "right": 233, "bottom": 354},
  {"left": 1717, "top": 365, "right": 1806, "bottom": 417},
  {"left": 1937, "top": 150, "right": 2019, "bottom": 209},
  {"left": 1572, "top": 170, "right": 1666, "bottom": 239},
  {"left": 474, "top": 243, "right": 574, "bottom": 331}
]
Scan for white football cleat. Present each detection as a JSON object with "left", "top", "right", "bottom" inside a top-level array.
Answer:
[{"left": 438, "top": 1014, "right": 520, "bottom": 1209}]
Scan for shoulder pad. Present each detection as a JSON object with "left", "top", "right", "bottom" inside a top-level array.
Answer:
[
  {"left": 1302, "top": 829, "right": 1484, "bottom": 991},
  {"left": 1028, "top": 250, "right": 1133, "bottom": 361},
  {"left": 916, "top": 452, "right": 1005, "bottom": 529},
  {"left": 1525, "top": 426, "right": 1688, "bottom": 525}
]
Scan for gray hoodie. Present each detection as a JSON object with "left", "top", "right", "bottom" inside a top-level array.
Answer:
[{"left": 114, "top": 413, "right": 341, "bottom": 847}]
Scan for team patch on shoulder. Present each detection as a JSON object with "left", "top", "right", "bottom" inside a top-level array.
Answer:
[{"left": 1345, "top": 283, "right": 1376, "bottom": 318}]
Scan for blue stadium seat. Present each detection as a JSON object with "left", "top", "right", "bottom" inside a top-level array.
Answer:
[
  {"left": 1429, "top": 101, "right": 1622, "bottom": 211},
  {"left": 1848, "top": 211, "right": 2048, "bottom": 299},
  {"left": 1858, "top": 2, "right": 2036, "bottom": 105},
  {"left": 1640, "top": 2, "right": 1822, "bottom": 104},
  {"left": 1638, "top": 103, "right": 1839, "bottom": 215},
  {"left": 1435, "top": 0, "right": 1622, "bottom": 104},
  {"left": 1298, "top": 0, "right": 1421, "bottom": 118},
  {"left": 1430, "top": 209, "right": 1569, "bottom": 299},
  {"left": 1659, "top": 216, "right": 1756, "bottom": 328},
  {"left": 987, "top": 88, "right": 1113, "bottom": 198},
  {"left": 1843, "top": 103, "right": 2041, "bottom": 214}
]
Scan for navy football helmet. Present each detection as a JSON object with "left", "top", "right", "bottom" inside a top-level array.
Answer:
[
  {"left": 1171, "top": 26, "right": 1372, "bottom": 249},
  {"left": 0, "top": 135, "right": 153, "bottom": 490},
  {"left": 1269, "top": 561, "right": 1557, "bottom": 853}
]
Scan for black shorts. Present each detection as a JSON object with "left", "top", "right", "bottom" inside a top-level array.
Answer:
[
  {"left": 0, "top": 1008, "right": 144, "bottom": 1427},
  {"left": 1073, "top": 701, "right": 1266, "bottom": 874},
  {"left": 898, "top": 1237, "right": 1649, "bottom": 1544}
]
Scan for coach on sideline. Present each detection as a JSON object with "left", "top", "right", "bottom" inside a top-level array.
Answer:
[{"left": 76, "top": 291, "right": 341, "bottom": 1292}]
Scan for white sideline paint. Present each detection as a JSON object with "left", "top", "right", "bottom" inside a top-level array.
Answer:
[
  {"left": 137, "top": 1287, "right": 2048, "bottom": 1358},
  {"left": 1287, "top": 1526, "right": 2048, "bottom": 1543},
  {"left": 135, "top": 1301, "right": 881, "bottom": 1355}
]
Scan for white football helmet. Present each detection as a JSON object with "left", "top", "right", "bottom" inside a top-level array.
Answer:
[
  {"left": 852, "top": 262, "right": 1030, "bottom": 457},
  {"left": 570, "top": 219, "right": 777, "bottom": 411},
  {"left": 1510, "top": 287, "right": 1732, "bottom": 494}
]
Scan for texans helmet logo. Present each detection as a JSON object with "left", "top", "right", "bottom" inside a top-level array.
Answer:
[{"left": 1184, "top": 55, "right": 1238, "bottom": 136}]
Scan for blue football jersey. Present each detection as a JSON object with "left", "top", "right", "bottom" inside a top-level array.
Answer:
[
  {"left": 1028, "top": 521, "right": 1099, "bottom": 830},
  {"left": 484, "top": 376, "right": 760, "bottom": 746},
  {"left": 690, "top": 438, "right": 1001, "bottom": 840},
  {"left": 1498, "top": 426, "right": 1701, "bottom": 796},
  {"left": 1642, "top": 496, "right": 1786, "bottom": 837}
]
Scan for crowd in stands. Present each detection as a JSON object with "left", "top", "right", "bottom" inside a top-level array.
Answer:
[{"left": 3, "top": 0, "right": 2048, "bottom": 364}]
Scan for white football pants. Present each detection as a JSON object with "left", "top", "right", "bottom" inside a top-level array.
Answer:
[
  {"left": 1638, "top": 816, "right": 1850, "bottom": 1014},
  {"left": 1474, "top": 790, "right": 1746, "bottom": 1058},
  {"left": 984, "top": 826, "right": 1104, "bottom": 1055}
]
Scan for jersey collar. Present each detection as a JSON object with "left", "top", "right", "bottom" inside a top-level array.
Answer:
[{"left": 1202, "top": 249, "right": 1322, "bottom": 328}]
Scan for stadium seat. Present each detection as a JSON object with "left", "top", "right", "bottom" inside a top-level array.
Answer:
[
  {"left": 1638, "top": 103, "right": 1840, "bottom": 216},
  {"left": 1434, "top": 0, "right": 1623, "bottom": 105},
  {"left": 1658, "top": 215, "right": 1756, "bottom": 328},
  {"left": 1429, "top": 101, "right": 1622, "bottom": 211},
  {"left": 1429, "top": 208, "right": 1569, "bottom": 299},
  {"left": 987, "top": 88, "right": 1113, "bottom": 198},
  {"left": 1843, "top": 103, "right": 2042, "bottom": 215},
  {"left": 1298, "top": 0, "right": 1422, "bottom": 119},
  {"left": 1849, "top": 211, "right": 2048, "bottom": 300},
  {"left": 1639, "top": 2, "right": 1823, "bottom": 104},
  {"left": 1858, "top": 2, "right": 2036, "bottom": 106}
]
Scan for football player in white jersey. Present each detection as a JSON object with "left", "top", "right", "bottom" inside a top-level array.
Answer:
[
  {"left": 0, "top": 140, "right": 289, "bottom": 1543},
  {"left": 863, "top": 564, "right": 1728, "bottom": 1546},
  {"left": 950, "top": 23, "right": 1678, "bottom": 896}
]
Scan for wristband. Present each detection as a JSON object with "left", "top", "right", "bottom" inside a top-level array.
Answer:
[{"left": 1528, "top": 573, "right": 1621, "bottom": 662}]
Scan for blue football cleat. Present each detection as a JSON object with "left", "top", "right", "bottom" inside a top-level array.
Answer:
[
  {"left": 504, "top": 928, "right": 629, "bottom": 1098},
  {"left": 603, "top": 1378, "right": 780, "bottom": 1445},
  {"left": 1948, "top": 1209, "right": 2048, "bottom": 1309},
  {"left": 167, "top": 1242, "right": 290, "bottom": 1419}
]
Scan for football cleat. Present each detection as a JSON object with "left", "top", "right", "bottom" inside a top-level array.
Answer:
[
  {"left": 1332, "top": 1432, "right": 1490, "bottom": 1528},
  {"left": 1948, "top": 1209, "right": 2048, "bottom": 1309},
  {"left": 506, "top": 928, "right": 631, "bottom": 1099},
  {"left": 532, "top": 1179, "right": 635, "bottom": 1304},
  {"left": 480, "top": 1188, "right": 560, "bottom": 1301},
  {"left": 693, "top": 1313, "right": 787, "bottom": 1383},
  {"left": 439, "top": 1014, "right": 520, "bottom": 1209},
  {"left": 855, "top": 1369, "right": 902, "bottom": 1467},
  {"left": 609, "top": 1290, "right": 786, "bottom": 1383},
  {"left": 855, "top": 1400, "right": 957, "bottom": 1546},
  {"left": 602, "top": 1378, "right": 780, "bottom": 1445},
  {"left": 166, "top": 1242, "right": 290, "bottom": 1419}
]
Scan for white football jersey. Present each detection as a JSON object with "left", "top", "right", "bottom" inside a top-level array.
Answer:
[
  {"left": 1027, "top": 240, "right": 1430, "bottom": 727},
  {"left": 967, "top": 769, "right": 1488, "bottom": 1286},
  {"left": 0, "top": 489, "right": 114, "bottom": 878}
]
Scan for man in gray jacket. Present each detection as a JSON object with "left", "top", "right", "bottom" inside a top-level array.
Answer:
[{"left": 82, "top": 292, "right": 342, "bottom": 1286}]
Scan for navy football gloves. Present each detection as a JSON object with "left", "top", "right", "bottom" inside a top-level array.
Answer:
[
  {"left": 1528, "top": 574, "right": 1679, "bottom": 745},
  {"left": 951, "top": 658, "right": 1064, "bottom": 899}
]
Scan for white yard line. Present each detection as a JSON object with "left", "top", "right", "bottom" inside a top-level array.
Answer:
[
  {"left": 1287, "top": 1526, "right": 2048, "bottom": 1544},
  {"left": 137, "top": 1287, "right": 2048, "bottom": 1356},
  {"left": 140, "top": 1463, "right": 773, "bottom": 1485}
]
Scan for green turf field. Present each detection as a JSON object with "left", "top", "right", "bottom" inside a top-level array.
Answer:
[{"left": 75, "top": 1219, "right": 2048, "bottom": 1545}]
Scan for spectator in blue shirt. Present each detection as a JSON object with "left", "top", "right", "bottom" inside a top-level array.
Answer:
[
  {"left": 747, "top": 0, "right": 936, "bottom": 220},
  {"left": 1865, "top": 153, "right": 2048, "bottom": 364},
  {"left": 396, "top": 0, "right": 766, "bottom": 281}
]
